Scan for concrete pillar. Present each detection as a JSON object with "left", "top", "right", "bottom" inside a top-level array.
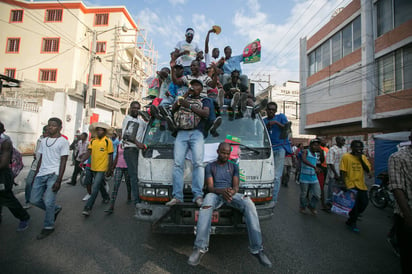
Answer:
[
  {"left": 299, "top": 37, "right": 308, "bottom": 135},
  {"left": 361, "top": 0, "right": 375, "bottom": 128}
]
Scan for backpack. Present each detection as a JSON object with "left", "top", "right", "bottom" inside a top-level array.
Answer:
[
  {"left": 0, "top": 136, "right": 24, "bottom": 178},
  {"left": 173, "top": 97, "right": 202, "bottom": 130}
]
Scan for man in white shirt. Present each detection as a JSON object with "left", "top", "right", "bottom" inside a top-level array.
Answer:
[
  {"left": 174, "top": 28, "right": 200, "bottom": 76},
  {"left": 325, "top": 136, "right": 347, "bottom": 209},
  {"left": 122, "top": 101, "right": 147, "bottom": 205},
  {"left": 30, "top": 117, "right": 69, "bottom": 240}
]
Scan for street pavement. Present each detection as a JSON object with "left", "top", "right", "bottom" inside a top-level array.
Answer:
[{"left": 1, "top": 160, "right": 402, "bottom": 274}]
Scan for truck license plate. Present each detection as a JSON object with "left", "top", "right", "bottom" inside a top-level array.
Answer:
[{"left": 195, "top": 210, "right": 219, "bottom": 223}]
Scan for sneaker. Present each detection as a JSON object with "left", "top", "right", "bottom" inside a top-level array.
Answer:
[
  {"left": 165, "top": 198, "right": 182, "bottom": 206},
  {"left": 299, "top": 208, "right": 307, "bottom": 214},
  {"left": 195, "top": 197, "right": 204, "bottom": 207},
  {"left": 159, "top": 105, "right": 171, "bottom": 118},
  {"left": 345, "top": 220, "right": 360, "bottom": 233},
  {"left": 309, "top": 208, "right": 318, "bottom": 216},
  {"left": 150, "top": 105, "right": 163, "bottom": 120},
  {"left": 187, "top": 248, "right": 206, "bottom": 266},
  {"left": 36, "top": 228, "right": 55, "bottom": 240},
  {"left": 54, "top": 207, "right": 62, "bottom": 221},
  {"left": 23, "top": 203, "right": 31, "bottom": 209},
  {"left": 82, "top": 208, "right": 91, "bottom": 216},
  {"left": 104, "top": 206, "right": 114, "bottom": 214},
  {"left": 210, "top": 116, "right": 222, "bottom": 137},
  {"left": 240, "top": 93, "right": 248, "bottom": 113},
  {"left": 17, "top": 219, "right": 29, "bottom": 232},
  {"left": 139, "top": 111, "right": 151, "bottom": 122},
  {"left": 166, "top": 116, "right": 177, "bottom": 133},
  {"left": 231, "top": 92, "right": 240, "bottom": 109},
  {"left": 252, "top": 251, "right": 272, "bottom": 268},
  {"left": 82, "top": 194, "right": 91, "bottom": 201},
  {"left": 254, "top": 98, "right": 268, "bottom": 113},
  {"left": 217, "top": 88, "right": 224, "bottom": 107}
]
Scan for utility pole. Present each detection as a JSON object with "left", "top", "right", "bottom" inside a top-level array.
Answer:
[
  {"left": 109, "top": 26, "right": 119, "bottom": 97},
  {"left": 84, "top": 30, "right": 97, "bottom": 131}
]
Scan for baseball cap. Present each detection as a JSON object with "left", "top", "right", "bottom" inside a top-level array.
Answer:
[
  {"left": 190, "top": 79, "right": 203, "bottom": 87},
  {"left": 186, "top": 29, "right": 194, "bottom": 36},
  {"left": 310, "top": 138, "right": 321, "bottom": 144}
]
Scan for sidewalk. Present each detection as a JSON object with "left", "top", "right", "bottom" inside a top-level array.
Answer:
[{"left": 13, "top": 155, "right": 75, "bottom": 194}]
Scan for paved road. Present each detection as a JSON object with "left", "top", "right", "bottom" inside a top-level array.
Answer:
[{"left": 1, "top": 167, "right": 402, "bottom": 274}]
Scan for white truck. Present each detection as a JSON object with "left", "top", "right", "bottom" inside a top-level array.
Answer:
[{"left": 135, "top": 107, "right": 275, "bottom": 234}]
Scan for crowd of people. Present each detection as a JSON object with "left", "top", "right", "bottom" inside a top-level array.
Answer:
[{"left": 0, "top": 25, "right": 410, "bottom": 272}]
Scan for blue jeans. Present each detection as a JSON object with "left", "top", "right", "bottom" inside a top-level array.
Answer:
[
  {"left": 172, "top": 129, "right": 204, "bottom": 202},
  {"left": 123, "top": 147, "right": 140, "bottom": 204},
  {"left": 299, "top": 183, "right": 321, "bottom": 209},
  {"left": 25, "top": 169, "right": 36, "bottom": 203},
  {"left": 30, "top": 173, "right": 61, "bottom": 229},
  {"left": 85, "top": 171, "right": 110, "bottom": 210},
  {"left": 194, "top": 193, "right": 263, "bottom": 254},
  {"left": 272, "top": 148, "right": 285, "bottom": 203}
]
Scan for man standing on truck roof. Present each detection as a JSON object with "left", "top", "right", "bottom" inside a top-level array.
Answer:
[
  {"left": 264, "top": 102, "right": 292, "bottom": 204},
  {"left": 165, "top": 79, "right": 211, "bottom": 207},
  {"left": 187, "top": 142, "right": 272, "bottom": 268}
]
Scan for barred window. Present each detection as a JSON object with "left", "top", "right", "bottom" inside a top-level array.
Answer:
[
  {"left": 94, "top": 13, "right": 108, "bottom": 25},
  {"left": 39, "top": 69, "right": 57, "bottom": 82},
  {"left": 42, "top": 38, "right": 60, "bottom": 53},
  {"left": 6, "top": 38, "right": 20, "bottom": 53},
  {"left": 5, "top": 68, "right": 16, "bottom": 78},
  {"left": 96, "top": 42, "right": 106, "bottom": 53},
  {"left": 10, "top": 10, "right": 23, "bottom": 22},
  {"left": 45, "top": 9, "right": 62, "bottom": 22},
  {"left": 93, "top": 74, "right": 102, "bottom": 86}
]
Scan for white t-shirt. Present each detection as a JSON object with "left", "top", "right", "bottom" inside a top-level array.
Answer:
[
  {"left": 175, "top": 40, "right": 200, "bottom": 67},
  {"left": 205, "top": 53, "right": 220, "bottom": 67},
  {"left": 122, "top": 115, "right": 147, "bottom": 148},
  {"left": 37, "top": 136, "right": 69, "bottom": 177}
]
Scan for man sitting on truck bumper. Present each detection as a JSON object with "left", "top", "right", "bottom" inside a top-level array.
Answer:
[{"left": 187, "top": 142, "right": 272, "bottom": 268}]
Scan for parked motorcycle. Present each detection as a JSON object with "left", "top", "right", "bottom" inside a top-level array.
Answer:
[{"left": 369, "top": 172, "right": 395, "bottom": 209}]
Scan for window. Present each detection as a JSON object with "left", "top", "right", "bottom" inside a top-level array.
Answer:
[
  {"left": 331, "top": 32, "right": 342, "bottom": 64},
  {"left": 10, "top": 10, "right": 23, "bottom": 22},
  {"left": 377, "top": 44, "right": 412, "bottom": 94},
  {"left": 321, "top": 40, "right": 330, "bottom": 69},
  {"left": 376, "top": 0, "right": 412, "bottom": 37},
  {"left": 93, "top": 74, "right": 102, "bottom": 86},
  {"left": 39, "top": 69, "right": 57, "bottom": 82},
  {"left": 6, "top": 38, "right": 20, "bottom": 53},
  {"left": 45, "top": 9, "right": 62, "bottom": 22},
  {"left": 4, "top": 68, "right": 16, "bottom": 78},
  {"left": 96, "top": 41, "right": 106, "bottom": 53},
  {"left": 342, "top": 24, "right": 353, "bottom": 57},
  {"left": 352, "top": 16, "right": 361, "bottom": 51},
  {"left": 42, "top": 38, "right": 60, "bottom": 53},
  {"left": 308, "top": 52, "right": 315, "bottom": 76},
  {"left": 94, "top": 13, "right": 109, "bottom": 26},
  {"left": 315, "top": 47, "right": 322, "bottom": 72}
]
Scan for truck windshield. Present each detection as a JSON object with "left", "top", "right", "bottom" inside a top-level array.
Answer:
[{"left": 143, "top": 110, "right": 271, "bottom": 149}]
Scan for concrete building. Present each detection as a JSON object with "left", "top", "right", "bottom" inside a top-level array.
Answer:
[
  {"left": 0, "top": 0, "right": 157, "bottom": 152},
  {"left": 256, "top": 80, "right": 315, "bottom": 144},
  {"left": 299, "top": 0, "right": 412, "bottom": 140}
]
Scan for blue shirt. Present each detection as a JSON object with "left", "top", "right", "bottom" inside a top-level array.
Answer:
[
  {"left": 205, "top": 161, "right": 239, "bottom": 189},
  {"left": 168, "top": 82, "right": 188, "bottom": 98},
  {"left": 264, "top": 114, "right": 291, "bottom": 153},
  {"left": 222, "top": 54, "right": 243, "bottom": 74}
]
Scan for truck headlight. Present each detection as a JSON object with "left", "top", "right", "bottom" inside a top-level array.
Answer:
[
  {"left": 244, "top": 189, "right": 256, "bottom": 197},
  {"left": 156, "top": 188, "right": 169, "bottom": 197},
  {"left": 143, "top": 188, "right": 155, "bottom": 196},
  {"left": 257, "top": 189, "right": 269, "bottom": 197}
]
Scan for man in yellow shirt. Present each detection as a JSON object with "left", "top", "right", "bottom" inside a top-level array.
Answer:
[
  {"left": 82, "top": 123, "right": 114, "bottom": 216},
  {"left": 340, "top": 140, "right": 371, "bottom": 232}
]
